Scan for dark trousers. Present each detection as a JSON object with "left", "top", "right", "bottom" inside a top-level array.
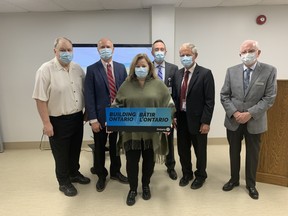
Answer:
[
  {"left": 125, "top": 142, "right": 155, "bottom": 191},
  {"left": 177, "top": 112, "right": 207, "bottom": 180},
  {"left": 165, "top": 128, "right": 176, "bottom": 170},
  {"left": 92, "top": 129, "right": 121, "bottom": 179},
  {"left": 49, "top": 111, "right": 83, "bottom": 186},
  {"left": 226, "top": 124, "right": 261, "bottom": 187}
]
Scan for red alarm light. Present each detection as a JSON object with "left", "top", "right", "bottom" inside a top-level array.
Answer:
[{"left": 256, "top": 15, "right": 267, "bottom": 25}]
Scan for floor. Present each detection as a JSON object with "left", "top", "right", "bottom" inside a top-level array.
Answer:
[{"left": 0, "top": 144, "right": 287, "bottom": 216}]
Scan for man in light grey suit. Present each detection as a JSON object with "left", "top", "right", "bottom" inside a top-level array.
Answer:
[
  {"left": 152, "top": 39, "right": 178, "bottom": 180},
  {"left": 220, "top": 40, "right": 277, "bottom": 199}
]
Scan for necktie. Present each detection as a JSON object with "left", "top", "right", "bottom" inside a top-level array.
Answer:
[
  {"left": 107, "top": 64, "right": 116, "bottom": 103},
  {"left": 244, "top": 68, "right": 252, "bottom": 93},
  {"left": 180, "top": 70, "right": 189, "bottom": 110},
  {"left": 157, "top": 65, "right": 163, "bottom": 80}
]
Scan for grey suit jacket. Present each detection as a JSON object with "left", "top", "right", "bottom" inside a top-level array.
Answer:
[{"left": 220, "top": 62, "right": 277, "bottom": 134}]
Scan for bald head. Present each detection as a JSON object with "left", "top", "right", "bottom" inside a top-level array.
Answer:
[
  {"left": 239, "top": 40, "right": 261, "bottom": 67},
  {"left": 240, "top": 40, "right": 260, "bottom": 53},
  {"left": 97, "top": 38, "right": 114, "bottom": 50},
  {"left": 97, "top": 38, "right": 114, "bottom": 62}
]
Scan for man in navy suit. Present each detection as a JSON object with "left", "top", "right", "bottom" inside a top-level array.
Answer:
[
  {"left": 84, "top": 38, "right": 128, "bottom": 192},
  {"left": 173, "top": 43, "right": 215, "bottom": 189},
  {"left": 151, "top": 39, "right": 178, "bottom": 180}
]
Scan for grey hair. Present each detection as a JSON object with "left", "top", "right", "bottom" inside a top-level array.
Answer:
[
  {"left": 54, "top": 37, "right": 72, "bottom": 48},
  {"left": 180, "top": 43, "right": 198, "bottom": 54}
]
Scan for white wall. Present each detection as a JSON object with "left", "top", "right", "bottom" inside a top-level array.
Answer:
[
  {"left": 175, "top": 5, "right": 288, "bottom": 137},
  {"left": 0, "top": 10, "right": 151, "bottom": 142},
  {"left": 0, "top": 5, "right": 287, "bottom": 143}
]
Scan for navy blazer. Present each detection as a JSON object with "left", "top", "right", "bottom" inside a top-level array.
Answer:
[
  {"left": 84, "top": 60, "right": 127, "bottom": 126},
  {"left": 173, "top": 64, "right": 215, "bottom": 134}
]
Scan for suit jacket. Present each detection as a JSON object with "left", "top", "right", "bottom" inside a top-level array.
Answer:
[
  {"left": 163, "top": 62, "right": 178, "bottom": 89},
  {"left": 173, "top": 64, "right": 215, "bottom": 134},
  {"left": 153, "top": 61, "right": 178, "bottom": 88},
  {"left": 84, "top": 60, "right": 127, "bottom": 126},
  {"left": 220, "top": 62, "right": 277, "bottom": 134}
]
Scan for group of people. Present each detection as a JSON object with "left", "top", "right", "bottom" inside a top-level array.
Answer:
[{"left": 32, "top": 37, "right": 277, "bottom": 206}]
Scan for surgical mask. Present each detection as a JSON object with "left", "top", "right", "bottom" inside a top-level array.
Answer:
[
  {"left": 180, "top": 55, "right": 193, "bottom": 68},
  {"left": 99, "top": 48, "right": 113, "bottom": 60},
  {"left": 154, "top": 51, "right": 165, "bottom": 63},
  {"left": 59, "top": 52, "right": 73, "bottom": 64},
  {"left": 241, "top": 52, "right": 257, "bottom": 65},
  {"left": 135, "top": 67, "right": 148, "bottom": 78}
]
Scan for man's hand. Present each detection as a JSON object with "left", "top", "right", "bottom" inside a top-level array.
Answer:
[
  {"left": 199, "top": 123, "right": 210, "bottom": 134},
  {"left": 91, "top": 122, "right": 102, "bottom": 133},
  {"left": 43, "top": 122, "right": 54, "bottom": 137},
  {"left": 233, "top": 111, "right": 252, "bottom": 124}
]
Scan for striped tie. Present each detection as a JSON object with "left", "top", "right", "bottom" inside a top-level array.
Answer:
[
  {"left": 107, "top": 64, "right": 116, "bottom": 103},
  {"left": 244, "top": 68, "right": 252, "bottom": 93},
  {"left": 157, "top": 65, "right": 163, "bottom": 80}
]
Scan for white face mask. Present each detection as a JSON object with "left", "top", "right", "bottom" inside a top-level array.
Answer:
[{"left": 241, "top": 52, "right": 257, "bottom": 65}]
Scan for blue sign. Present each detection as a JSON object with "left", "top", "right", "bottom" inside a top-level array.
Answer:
[{"left": 106, "top": 107, "right": 172, "bottom": 132}]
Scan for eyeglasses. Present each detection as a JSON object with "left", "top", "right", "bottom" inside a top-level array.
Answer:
[{"left": 240, "top": 49, "right": 257, "bottom": 55}]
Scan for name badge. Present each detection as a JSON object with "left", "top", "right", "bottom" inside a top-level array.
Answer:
[{"left": 182, "top": 100, "right": 186, "bottom": 111}]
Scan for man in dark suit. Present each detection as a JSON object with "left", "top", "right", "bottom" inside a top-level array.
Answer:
[
  {"left": 84, "top": 38, "right": 128, "bottom": 192},
  {"left": 151, "top": 39, "right": 178, "bottom": 180},
  {"left": 173, "top": 42, "right": 215, "bottom": 189},
  {"left": 220, "top": 40, "right": 277, "bottom": 199}
]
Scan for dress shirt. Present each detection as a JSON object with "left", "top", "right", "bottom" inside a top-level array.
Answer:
[{"left": 32, "top": 57, "right": 85, "bottom": 117}]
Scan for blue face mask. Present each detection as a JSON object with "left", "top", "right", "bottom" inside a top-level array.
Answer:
[
  {"left": 59, "top": 52, "right": 73, "bottom": 64},
  {"left": 99, "top": 48, "right": 113, "bottom": 60},
  {"left": 180, "top": 55, "right": 193, "bottom": 68},
  {"left": 135, "top": 67, "right": 148, "bottom": 78},
  {"left": 154, "top": 51, "right": 165, "bottom": 63}
]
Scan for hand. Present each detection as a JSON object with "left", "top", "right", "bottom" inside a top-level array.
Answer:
[
  {"left": 199, "top": 123, "right": 210, "bottom": 134},
  {"left": 234, "top": 111, "right": 251, "bottom": 124},
  {"left": 163, "top": 131, "right": 170, "bottom": 136},
  {"left": 91, "top": 122, "right": 102, "bottom": 133},
  {"left": 43, "top": 122, "right": 54, "bottom": 137}
]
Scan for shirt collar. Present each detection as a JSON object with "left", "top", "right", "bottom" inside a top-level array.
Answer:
[
  {"left": 186, "top": 62, "right": 197, "bottom": 73},
  {"left": 54, "top": 57, "right": 70, "bottom": 71},
  {"left": 243, "top": 61, "right": 257, "bottom": 71},
  {"left": 101, "top": 59, "right": 113, "bottom": 68},
  {"left": 154, "top": 61, "right": 165, "bottom": 68}
]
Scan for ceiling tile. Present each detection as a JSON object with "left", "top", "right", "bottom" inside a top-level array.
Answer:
[
  {"left": 100, "top": 0, "right": 142, "bottom": 10},
  {"left": 53, "top": 0, "right": 104, "bottom": 11},
  {"left": 259, "top": 0, "right": 288, "bottom": 5},
  {"left": 0, "top": 1, "right": 27, "bottom": 12},
  {"left": 141, "top": 0, "right": 180, "bottom": 7},
  {"left": 219, "top": 0, "right": 261, "bottom": 7},
  {"left": 0, "top": 0, "right": 288, "bottom": 13},
  {"left": 179, "top": 0, "right": 223, "bottom": 8},
  {"left": 5, "top": 0, "right": 64, "bottom": 12}
]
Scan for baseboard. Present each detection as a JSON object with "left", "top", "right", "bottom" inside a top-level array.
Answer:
[
  {"left": 2, "top": 140, "right": 94, "bottom": 150},
  {"left": 2, "top": 137, "right": 227, "bottom": 150},
  {"left": 256, "top": 172, "right": 288, "bottom": 187}
]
